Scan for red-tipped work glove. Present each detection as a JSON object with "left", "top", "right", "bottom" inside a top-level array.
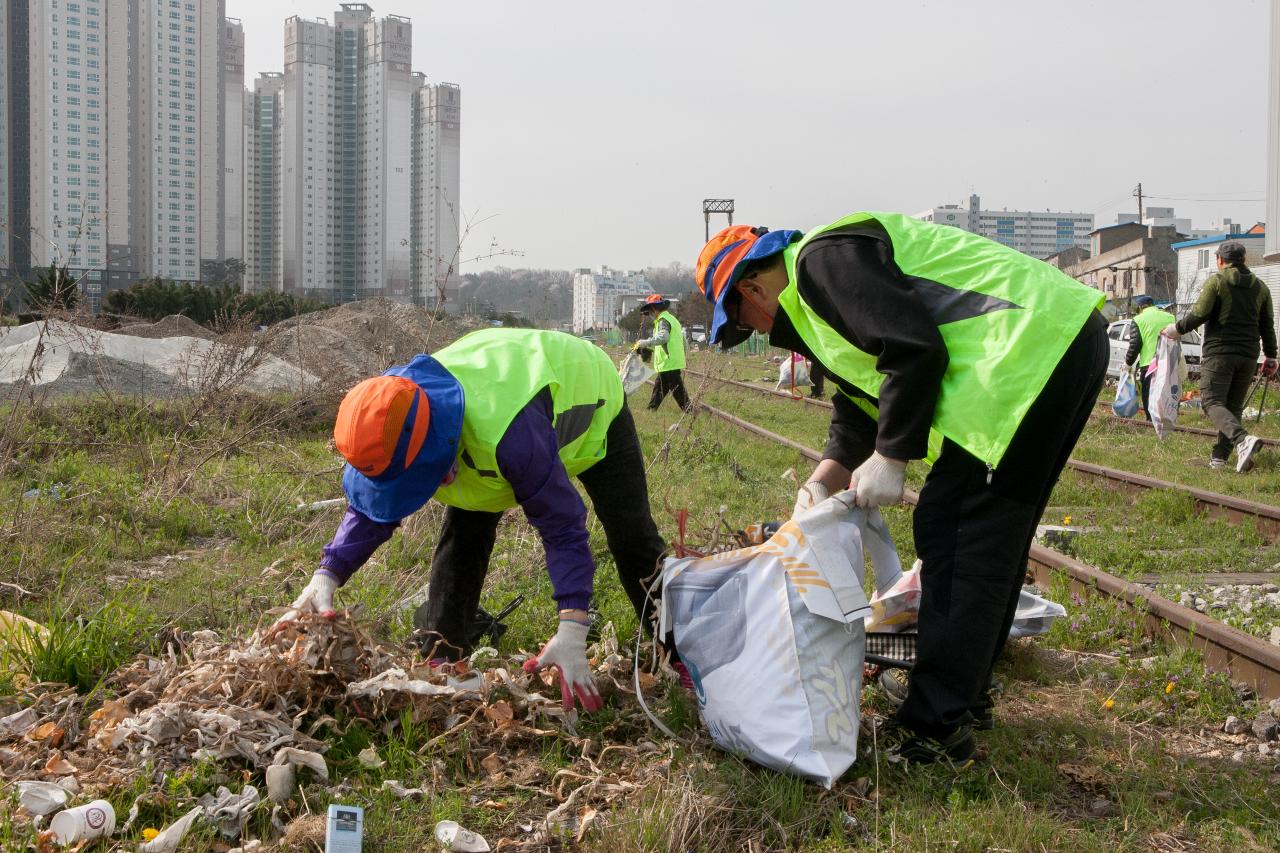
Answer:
[
  {"left": 1264, "top": 358, "right": 1278, "bottom": 378},
  {"left": 851, "top": 452, "right": 907, "bottom": 508},
  {"left": 522, "top": 618, "right": 603, "bottom": 712},
  {"left": 271, "top": 572, "right": 338, "bottom": 631}
]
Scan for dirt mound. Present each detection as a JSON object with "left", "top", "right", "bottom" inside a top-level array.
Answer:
[
  {"left": 115, "top": 314, "right": 217, "bottom": 341},
  {"left": 271, "top": 299, "right": 481, "bottom": 382}
]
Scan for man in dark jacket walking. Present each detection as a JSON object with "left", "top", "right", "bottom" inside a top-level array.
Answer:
[{"left": 1164, "top": 241, "right": 1278, "bottom": 472}]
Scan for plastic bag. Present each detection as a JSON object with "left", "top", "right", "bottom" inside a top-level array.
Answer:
[
  {"left": 1150, "top": 336, "right": 1182, "bottom": 438},
  {"left": 866, "top": 561, "right": 922, "bottom": 632},
  {"left": 775, "top": 353, "right": 811, "bottom": 390},
  {"left": 660, "top": 496, "right": 901, "bottom": 787},
  {"left": 618, "top": 351, "right": 655, "bottom": 395},
  {"left": 1008, "top": 590, "right": 1068, "bottom": 638},
  {"left": 1113, "top": 372, "right": 1139, "bottom": 418}
]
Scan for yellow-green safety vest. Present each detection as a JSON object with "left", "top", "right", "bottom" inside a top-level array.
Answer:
[
  {"left": 777, "top": 212, "right": 1103, "bottom": 468},
  {"left": 432, "top": 329, "right": 623, "bottom": 512},
  {"left": 1133, "top": 307, "right": 1175, "bottom": 367},
  {"left": 653, "top": 309, "right": 686, "bottom": 372}
]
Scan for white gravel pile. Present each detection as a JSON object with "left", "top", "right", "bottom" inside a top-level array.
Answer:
[{"left": 0, "top": 320, "right": 316, "bottom": 395}]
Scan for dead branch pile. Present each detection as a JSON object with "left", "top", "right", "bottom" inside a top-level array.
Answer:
[{"left": 0, "top": 615, "right": 682, "bottom": 847}]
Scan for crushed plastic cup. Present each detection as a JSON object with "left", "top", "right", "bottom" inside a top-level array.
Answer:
[{"left": 49, "top": 799, "right": 116, "bottom": 845}]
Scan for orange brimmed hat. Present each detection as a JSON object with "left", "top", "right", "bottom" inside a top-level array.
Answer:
[
  {"left": 695, "top": 225, "right": 801, "bottom": 347},
  {"left": 335, "top": 354, "right": 464, "bottom": 522},
  {"left": 642, "top": 293, "right": 670, "bottom": 310}
]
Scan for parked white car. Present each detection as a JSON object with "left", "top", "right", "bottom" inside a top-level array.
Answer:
[
  {"left": 1106, "top": 319, "right": 1201, "bottom": 381},
  {"left": 688, "top": 324, "right": 708, "bottom": 349}
]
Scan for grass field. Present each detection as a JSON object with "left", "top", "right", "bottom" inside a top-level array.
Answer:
[{"left": 2, "top": 351, "right": 1279, "bottom": 851}]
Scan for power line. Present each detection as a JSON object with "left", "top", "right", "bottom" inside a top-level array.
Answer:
[{"left": 1143, "top": 193, "right": 1264, "bottom": 203}]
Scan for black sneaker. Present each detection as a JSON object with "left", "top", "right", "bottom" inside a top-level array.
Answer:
[
  {"left": 893, "top": 725, "right": 977, "bottom": 765},
  {"left": 879, "top": 668, "right": 911, "bottom": 707},
  {"left": 972, "top": 704, "right": 995, "bottom": 731}
]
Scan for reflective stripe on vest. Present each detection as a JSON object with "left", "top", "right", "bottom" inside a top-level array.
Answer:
[
  {"left": 432, "top": 329, "right": 624, "bottom": 512},
  {"left": 1134, "top": 307, "right": 1175, "bottom": 367},
  {"left": 654, "top": 310, "right": 685, "bottom": 372},
  {"left": 777, "top": 212, "right": 1103, "bottom": 468}
]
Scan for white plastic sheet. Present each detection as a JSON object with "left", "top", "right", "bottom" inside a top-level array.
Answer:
[
  {"left": 1150, "top": 336, "right": 1183, "bottom": 438},
  {"left": 660, "top": 495, "right": 900, "bottom": 787}
]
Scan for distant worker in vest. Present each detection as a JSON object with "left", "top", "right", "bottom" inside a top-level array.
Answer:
[
  {"left": 271, "top": 328, "right": 673, "bottom": 713},
  {"left": 1123, "top": 295, "right": 1176, "bottom": 421},
  {"left": 634, "top": 293, "right": 692, "bottom": 412},
  {"left": 1163, "top": 240, "right": 1277, "bottom": 472},
  {"left": 696, "top": 215, "right": 1108, "bottom": 764}
]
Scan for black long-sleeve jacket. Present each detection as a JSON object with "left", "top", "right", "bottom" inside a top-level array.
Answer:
[{"left": 766, "top": 232, "right": 948, "bottom": 470}]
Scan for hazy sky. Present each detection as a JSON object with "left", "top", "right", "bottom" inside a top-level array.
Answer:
[{"left": 226, "top": 0, "right": 1273, "bottom": 272}]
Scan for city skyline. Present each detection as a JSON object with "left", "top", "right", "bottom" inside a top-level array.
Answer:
[{"left": 228, "top": 0, "right": 1274, "bottom": 273}]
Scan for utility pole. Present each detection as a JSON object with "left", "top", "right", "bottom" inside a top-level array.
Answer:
[{"left": 1133, "top": 182, "right": 1144, "bottom": 222}]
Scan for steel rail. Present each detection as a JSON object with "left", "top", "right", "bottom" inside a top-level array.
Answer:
[
  {"left": 691, "top": 398, "right": 1280, "bottom": 699},
  {"left": 688, "top": 368, "right": 1280, "bottom": 542}
]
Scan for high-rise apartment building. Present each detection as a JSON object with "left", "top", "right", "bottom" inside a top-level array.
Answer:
[
  {"left": 28, "top": 0, "right": 108, "bottom": 305},
  {"left": 223, "top": 18, "right": 244, "bottom": 265},
  {"left": 0, "top": 0, "right": 236, "bottom": 307},
  {"left": 412, "top": 81, "right": 461, "bottom": 308},
  {"left": 245, "top": 72, "right": 282, "bottom": 293},
  {"left": 0, "top": 0, "right": 30, "bottom": 281},
  {"left": 915, "top": 194, "right": 1093, "bottom": 259},
  {"left": 247, "top": 4, "right": 460, "bottom": 307}
]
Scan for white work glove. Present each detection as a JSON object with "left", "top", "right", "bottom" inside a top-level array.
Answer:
[
  {"left": 522, "top": 618, "right": 603, "bottom": 712},
  {"left": 1160, "top": 323, "right": 1180, "bottom": 341},
  {"left": 272, "top": 572, "right": 338, "bottom": 630},
  {"left": 792, "top": 481, "right": 830, "bottom": 517},
  {"left": 851, "top": 452, "right": 907, "bottom": 508}
]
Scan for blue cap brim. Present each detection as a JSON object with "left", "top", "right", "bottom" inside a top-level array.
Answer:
[
  {"left": 707, "top": 229, "right": 802, "bottom": 348},
  {"left": 342, "top": 354, "right": 464, "bottom": 523}
]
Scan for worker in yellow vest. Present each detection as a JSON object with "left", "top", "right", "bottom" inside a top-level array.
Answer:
[
  {"left": 635, "top": 294, "right": 692, "bottom": 412},
  {"left": 272, "top": 329, "right": 690, "bottom": 711},
  {"left": 1123, "top": 295, "right": 1175, "bottom": 422},
  {"left": 696, "top": 215, "right": 1108, "bottom": 764}
]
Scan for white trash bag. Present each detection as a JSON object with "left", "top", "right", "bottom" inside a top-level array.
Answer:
[
  {"left": 1149, "top": 336, "right": 1183, "bottom": 439},
  {"left": 660, "top": 495, "right": 901, "bottom": 787},
  {"left": 618, "top": 351, "right": 655, "bottom": 395},
  {"left": 775, "top": 353, "right": 812, "bottom": 390},
  {"left": 1008, "top": 590, "right": 1068, "bottom": 638}
]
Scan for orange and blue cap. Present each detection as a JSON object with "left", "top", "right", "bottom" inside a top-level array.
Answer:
[
  {"left": 694, "top": 225, "right": 801, "bottom": 347},
  {"left": 642, "top": 293, "right": 670, "bottom": 310},
  {"left": 335, "top": 354, "right": 464, "bottom": 522}
]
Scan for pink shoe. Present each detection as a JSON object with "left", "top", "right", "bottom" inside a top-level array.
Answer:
[{"left": 672, "top": 660, "right": 695, "bottom": 691}]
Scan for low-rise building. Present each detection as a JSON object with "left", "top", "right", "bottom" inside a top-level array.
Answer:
[
  {"left": 915, "top": 193, "right": 1093, "bottom": 258},
  {"left": 1172, "top": 231, "right": 1268, "bottom": 307},
  {"left": 1058, "top": 223, "right": 1180, "bottom": 315}
]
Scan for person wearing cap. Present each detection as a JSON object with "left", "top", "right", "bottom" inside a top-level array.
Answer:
[
  {"left": 634, "top": 294, "right": 692, "bottom": 412},
  {"left": 1124, "top": 295, "right": 1176, "bottom": 421},
  {"left": 695, "top": 214, "right": 1108, "bottom": 764},
  {"left": 272, "top": 328, "right": 673, "bottom": 712},
  {"left": 1162, "top": 240, "right": 1277, "bottom": 472}
]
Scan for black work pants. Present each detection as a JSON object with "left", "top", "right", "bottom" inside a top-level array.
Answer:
[
  {"left": 1200, "top": 353, "right": 1258, "bottom": 460},
  {"left": 648, "top": 369, "right": 691, "bottom": 412},
  {"left": 413, "top": 404, "right": 667, "bottom": 660},
  {"left": 810, "top": 361, "right": 827, "bottom": 399},
  {"left": 896, "top": 312, "right": 1108, "bottom": 738},
  {"left": 1139, "top": 371, "right": 1152, "bottom": 422}
]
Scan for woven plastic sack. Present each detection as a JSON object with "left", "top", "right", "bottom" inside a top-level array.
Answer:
[
  {"left": 1150, "top": 336, "right": 1182, "bottom": 438},
  {"left": 1113, "top": 372, "right": 1139, "bottom": 418},
  {"left": 618, "top": 351, "right": 655, "bottom": 395},
  {"left": 775, "top": 353, "right": 811, "bottom": 390},
  {"left": 660, "top": 495, "right": 901, "bottom": 787}
]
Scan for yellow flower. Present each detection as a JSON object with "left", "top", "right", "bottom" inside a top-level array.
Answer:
[
  {"left": 142, "top": 828, "right": 160, "bottom": 841},
  {"left": 1103, "top": 698, "right": 1115, "bottom": 710},
  {"left": 1062, "top": 515, "right": 1072, "bottom": 526},
  {"left": 1164, "top": 682, "right": 1174, "bottom": 694}
]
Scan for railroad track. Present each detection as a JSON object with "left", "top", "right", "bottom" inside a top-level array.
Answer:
[
  {"left": 687, "top": 368, "right": 1280, "bottom": 542},
  {"left": 686, "top": 396, "right": 1280, "bottom": 699}
]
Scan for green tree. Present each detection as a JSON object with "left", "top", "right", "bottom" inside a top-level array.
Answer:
[{"left": 24, "top": 264, "right": 79, "bottom": 311}]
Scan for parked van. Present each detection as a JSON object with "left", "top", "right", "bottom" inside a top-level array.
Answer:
[
  {"left": 689, "top": 325, "right": 708, "bottom": 349},
  {"left": 1106, "top": 319, "right": 1201, "bottom": 380}
]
